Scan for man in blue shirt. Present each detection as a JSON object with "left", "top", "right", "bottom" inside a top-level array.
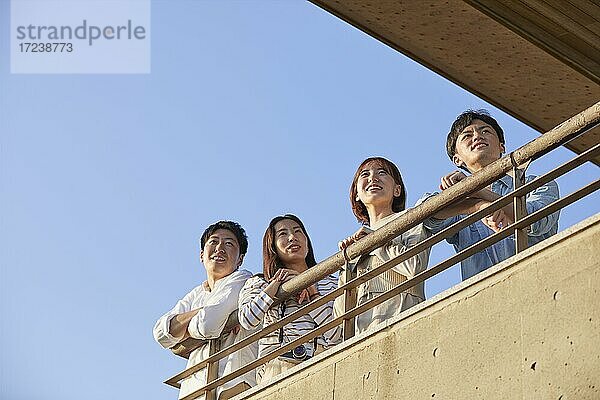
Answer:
[{"left": 425, "top": 110, "right": 560, "bottom": 281}]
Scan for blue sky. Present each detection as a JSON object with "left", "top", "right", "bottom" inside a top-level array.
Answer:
[{"left": 1, "top": 1, "right": 598, "bottom": 399}]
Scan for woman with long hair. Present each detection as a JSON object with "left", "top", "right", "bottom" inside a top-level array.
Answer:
[
  {"left": 238, "top": 214, "right": 341, "bottom": 384},
  {"left": 335, "top": 157, "right": 430, "bottom": 334}
]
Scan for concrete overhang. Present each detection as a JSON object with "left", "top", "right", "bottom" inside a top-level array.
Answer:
[{"left": 309, "top": 0, "right": 600, "bottom": 163}]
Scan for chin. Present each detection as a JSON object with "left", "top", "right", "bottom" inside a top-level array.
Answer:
[
  {"left": 211, "top": 264, "right": 236, "bottom": 274},
  {"left": 282, "top": 255, "right": 305, "bottom": 265}
]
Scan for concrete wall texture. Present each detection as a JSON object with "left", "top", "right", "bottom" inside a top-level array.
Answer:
[{"left": 240, "top": 215, "right": 600, "bottom": 400}]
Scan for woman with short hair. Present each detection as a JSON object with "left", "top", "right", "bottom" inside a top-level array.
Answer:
[{"left": 335, "top": 157, "right": 430, "bottom": 334}]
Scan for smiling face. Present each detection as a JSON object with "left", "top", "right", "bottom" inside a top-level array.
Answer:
[
  {"left": 200, "top": 229, "right": 243, "bottom": 283},
  {"left": 350, "top": 157, "right": 406, "bottom": 225},
  {"left": 355, "top": 160, "right": 402, "bottom": 211},
  {"left": 273, "top": 218, "right": 309, "bottom": 269},
  {"left": 452, "top": 119, "right": 505, "bottom": 172}
]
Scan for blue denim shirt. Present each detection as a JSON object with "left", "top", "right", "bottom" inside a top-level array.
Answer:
[{"left": 424, "top": 174, "right": 560, "bottom": 281}]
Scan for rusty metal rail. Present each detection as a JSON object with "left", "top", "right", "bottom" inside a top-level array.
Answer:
[
  {"left": 163, "top": 102, "right": 600, "bottom": 399},
  {"left": 179, "top": 175, "right": 599, "bottom": 400}
]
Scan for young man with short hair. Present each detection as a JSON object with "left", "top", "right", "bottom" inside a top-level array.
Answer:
[
  {"left": 154, "top": 221, "right": 257, "bottom": 399},
  {"left": 426, "top": 110, "right": 560, "bottom": 280}
]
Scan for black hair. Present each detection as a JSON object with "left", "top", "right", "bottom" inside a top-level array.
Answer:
[
  {"left": 262, "top": 214, "right": 317, "bottom": 280},
  {"left": 446, "top": 109, "right": 505, "bottom": 161},
  {"left": 200, "top": 220, "right": 248, "bottom": 256}
]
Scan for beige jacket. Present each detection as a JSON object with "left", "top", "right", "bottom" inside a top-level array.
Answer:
[{"left": 335, "top": 210, "right": 430, "bottom": 333}]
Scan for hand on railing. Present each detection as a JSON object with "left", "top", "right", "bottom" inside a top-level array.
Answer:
[
  {"left": 264, "top": 269, "right": 319, "bottom": 304},
  {"left": 298, "top": 283, "right": 320, "bottom": 304},
  {"left": 441, "top": 170, "right": 495, "bottom": 201},
  {"left": 441, "top": 170, "right": 515, "bottom": 233},
  {"left": 440, "top": 170, "right": 468, "bottom": 191},
  {"left": 338, "top": 226, "right": 374, "bottom": 251},
  {"left": 476, "top": 201, "right": 513, "bottom": 232},
  {"left": 263, "top": 268, "right": 292, "bottom": 299}
]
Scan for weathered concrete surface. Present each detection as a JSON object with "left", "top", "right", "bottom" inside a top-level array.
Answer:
[{"left": 239, "top": 214, "right": 600, "bottom": 400}]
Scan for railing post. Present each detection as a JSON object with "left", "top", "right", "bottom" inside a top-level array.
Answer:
[
  {"left": 164, "top": 104, "right": 600, "bottom": 393},
  {"left": 205, "top": 339, "right": 221, "bottom": 400},
  {"left": 511, "top": 161, "right": 529, "bottom": 253},
  {"left": 342, "top": 267, "right": 357, "bottom": 340}
]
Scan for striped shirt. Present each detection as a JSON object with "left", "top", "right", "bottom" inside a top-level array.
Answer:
[{"left": 238, "top": 274, "right": 341, "bottom": 358}]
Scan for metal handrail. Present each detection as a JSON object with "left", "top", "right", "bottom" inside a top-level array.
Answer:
[
  {"left": 166, "top": 140, "right": 600, "bottom": 388},
  {"left": 167, "top": 101, "right": 600, "bottom": 359},
  {"left": 163, "top": 102, "right": 600, "bottom": 399},
  {"left": 176, "top": 178, "right": 600, "bottom": 400}
]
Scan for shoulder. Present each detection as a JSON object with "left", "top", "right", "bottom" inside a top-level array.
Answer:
[
  {"left": 188, "top": 283, "right": 208, "bottom": 296},
  {"left": 234, "top": 269, "right": 253, "bottom": 278},
  {"left": 242, "top": 275, "right": 268, "bottom": 289},
  {"left": 392, "top": 208, "right": 427, "bottom": 239},
  {"left": 525, "top": 174, "right": 538, "bottom": 182},
  {"left": 525, "top": 174, "right": 559, "bottom": 193},
  {"left": 220, "top": 269, "right": 253, "bottom": 284},
  {"left": 414, "top": 192, "right": 438, "bottom": 207},
  {"left": 174, "top": 283, "right": 208, "bottom": 303},
  {"left": 525, "top": 174, "right": 558, "bottom": 187},
  {"left": 213, "top": 270, "right": 254, "bottom": 292}
]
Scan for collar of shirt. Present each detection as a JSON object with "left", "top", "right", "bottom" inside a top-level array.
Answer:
[
  {"left": 491, "top": 174, "right": 514, "bottom": 194},
  {"left": 201, "top": 269, "right": 243, "bottom": 293},
  {"left": 368, "top": 209, "right": 408, "bottom": 231}
]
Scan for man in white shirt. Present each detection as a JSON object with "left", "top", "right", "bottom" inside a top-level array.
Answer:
[{"left": 154, "top": 221, "right": 257, "bottom": 400}]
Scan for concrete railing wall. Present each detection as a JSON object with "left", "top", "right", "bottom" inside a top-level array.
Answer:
[{"left": 238, "top": 214, "right": 600, "bottom": 400}]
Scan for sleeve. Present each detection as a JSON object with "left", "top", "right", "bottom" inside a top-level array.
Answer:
[
  {"left": 382, "top": 223, "right": 429, "bottom": 278},
  {"left": 311, "top": 275, "right": 342, "bottom": 346},
  {"left": 187, "top": 270, "right": 251, "bottom": 340},
  {"left": 525, "top": 178, "right": 560, "bottom": 236},
  {"left": 153, "top": 288, "right": 197, "bottom": 349},
  {"left": 237, "top": 276, "right": 274, "bottom": 330},
  {"left": 332, "top": 271, "right": 346, "bottom": 320},
  {"left": 419, "top": 192, "right": 461, "bottom": 244}
]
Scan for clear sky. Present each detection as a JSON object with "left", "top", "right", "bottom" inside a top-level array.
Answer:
[{"left": 1, "top": 1, "right": 598, "bottom": 400}]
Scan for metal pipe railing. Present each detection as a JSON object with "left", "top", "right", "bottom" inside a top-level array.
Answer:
[
  {"left": 166, "top": 141, "right": 600, "bottom": 388},
  {"left": 168, "top": 101, "right": 600, "bottom": 359},
  {"left": 178, "top": 176, "right": 600, "bottom": 400},
  {"left": 275, "top": 101, "right": 599, "bottom": 299},
  {"left": 163, "top": 102, "right": 600, "bottom": 399}
]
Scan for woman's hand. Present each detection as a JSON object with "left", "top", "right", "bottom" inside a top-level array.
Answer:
[
  {"left": 264, "top": 268, "right": 294, "bottom": 298},
  {"left": 297, "top": 284, "right": 320, "bottom": 304},
  {"left": 338, "top": 226, "right": 373, "bottom": 251},
  {"left": 265, "top": 268, "right": 319, "bottom": 304}
]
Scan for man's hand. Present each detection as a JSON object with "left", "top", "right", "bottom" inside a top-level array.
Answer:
[
  {"left": 482, "top": 209, "right": 513, "bottom": 232},
  {"left": 440, "top": 170, "right": 467, "bottom": 190},
  {"left": 338, "top": 226, "right": 373, "bottom": 251},
  {"left": 168, "top": 309, "right": 201, "bottom": 341},
  {"left": 435, "top": 171, "right": 516, "bottom": 225},
  {"left": 476, "top": 201, "right": 513, "bottom": 232}
]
